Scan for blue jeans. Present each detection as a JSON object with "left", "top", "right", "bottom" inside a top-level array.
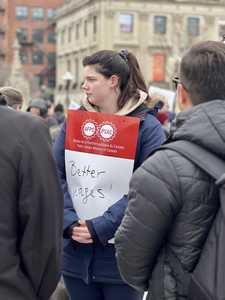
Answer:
[{"left": 63, "top": 275, "right": 143, "bottom": 300}]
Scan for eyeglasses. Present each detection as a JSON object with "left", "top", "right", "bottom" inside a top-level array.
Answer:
[
  {"left": 172, "top": 76, "right": 189, "bottom": 92},
  {"left": 221, "top": 35, "right": 225, "bottom": 43},
  {"left": 172, "top": 76, "right": 179, "bottom": 91}
]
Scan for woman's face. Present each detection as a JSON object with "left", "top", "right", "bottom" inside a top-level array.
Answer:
[{"left": 82, "top": 65, "right": 115, "bottom": 107}]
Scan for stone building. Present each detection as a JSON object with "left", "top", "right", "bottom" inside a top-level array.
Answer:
[
  {"left": 55, "top": 0, "right": 225, "bottom": 106},
  {"left": 0, "top": 0, "right": 64, "bottom": 95}
]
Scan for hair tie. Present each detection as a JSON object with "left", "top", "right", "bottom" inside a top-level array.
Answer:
[{"left": 119, "top": 49, "right": 129, "bottom": 63}]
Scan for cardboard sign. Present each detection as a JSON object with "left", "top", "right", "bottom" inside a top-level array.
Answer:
[{"left": 65, "top": 110, "right": 140, "bottom": 221}]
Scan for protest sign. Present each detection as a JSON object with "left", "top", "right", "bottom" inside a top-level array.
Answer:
[{"left": 65, "top": 110, "right": 140, "bottom": 221}]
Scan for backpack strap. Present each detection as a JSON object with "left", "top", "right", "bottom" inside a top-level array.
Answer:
[{"left": 160, "top": 140, "right": 225, "bottom": 186}]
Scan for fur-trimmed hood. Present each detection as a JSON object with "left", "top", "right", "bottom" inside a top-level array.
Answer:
[{"left": 81, "top": 90, "right": 149, "bottom": 116}]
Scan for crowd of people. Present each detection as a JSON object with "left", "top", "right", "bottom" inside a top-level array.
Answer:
[{"left": 0, "top": 39, "right": 224, "bottom": 300}]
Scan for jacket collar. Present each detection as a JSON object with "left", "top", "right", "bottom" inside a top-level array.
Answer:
[{"left": 81, "top": 90, "right": 149, "bottom": 118}]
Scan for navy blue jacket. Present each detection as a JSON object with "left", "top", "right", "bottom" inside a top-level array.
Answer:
[{"left": 53, "top": 107, "right": 165, "bottom": 284}]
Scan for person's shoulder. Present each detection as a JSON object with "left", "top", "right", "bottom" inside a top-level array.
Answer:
[
  {"left": 141, "top": 147, "right": 169, "bottom": 169},
  {"left": 139, "top": 111, "right": 165, "bottom": 142},
  {"left": 1, "top": 106, "right": 42, "bottom": 124},
  {"left": 1, "top": 108, "right": 49, "bottom": 140},
  {"left": 17, "top": 110, "right": 48, "bottom": 131},
  {"left": 142, "top": 110, "right": 162, "bottom": 129},
  {"left": 133, "top": 149, "right": 180, "bottom": 197},
  {"left": 142, "top": 145, "right": 199, "bottom": 182}
]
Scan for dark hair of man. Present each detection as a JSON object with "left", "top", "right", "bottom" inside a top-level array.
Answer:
[
  {"left": 0, "top": 93, "right": 7, "bottom": 106},
  {"left": 83, "top": 50, "right": 150, "bottom": 109},
  {"left": 180, "top": 41, "right": 225, "bottom": 105},
  {"left": 54, "top": 103, "right": 64, "bottom": 113}
]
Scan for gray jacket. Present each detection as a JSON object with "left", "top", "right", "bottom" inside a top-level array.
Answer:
[{"left": 115, "top": 100, "right": 225, "bottom": 299}]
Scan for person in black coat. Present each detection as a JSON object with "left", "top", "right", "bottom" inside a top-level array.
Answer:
[
  {"left": 0, "top": 106, "right": 63, "bottom": 300},
  {"left": 115, "top": 40, "right": 225, "bottom": 299}
]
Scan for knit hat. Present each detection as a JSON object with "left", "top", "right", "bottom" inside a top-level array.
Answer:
[{"left": 27, "top": 98, "right": 47, "bottom": 117}]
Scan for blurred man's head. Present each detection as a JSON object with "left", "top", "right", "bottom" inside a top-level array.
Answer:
[
  {"left": 27, "top": 99, "right": 47, "bottom": 118},
  {"left": 54, "top": 103, "right": 64, "bottom": 114},
  {"left": 0, "top": 87, "right": 24, "bottom": 111},
  {"left": 178, "top": 41, "right": 225, "bottom": 110}
]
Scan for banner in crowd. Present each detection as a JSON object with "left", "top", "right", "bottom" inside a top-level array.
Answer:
[{"left": 149, "top": 85, "right": 176, "bottom": 111}]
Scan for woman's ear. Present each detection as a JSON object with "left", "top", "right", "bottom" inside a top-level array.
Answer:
[{"left": 110, "top": 75, "right": 120, "bottom": 88}]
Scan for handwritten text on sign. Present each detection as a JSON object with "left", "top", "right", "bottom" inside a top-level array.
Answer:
[{"left": 65, "top": 110, "right": 140, "bottom": 220}]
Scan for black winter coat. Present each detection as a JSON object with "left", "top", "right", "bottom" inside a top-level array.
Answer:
[
  {"left": 0, "top": 107, "right": 63, "bottom": 300},
  {"left": 115, "top": 100, "right": 225, "bottom": 299}
]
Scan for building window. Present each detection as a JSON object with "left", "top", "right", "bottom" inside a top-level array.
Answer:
[
  {"left": 32, "top": 50, "right": 44, "bottom": 65},
  {"left": 61, "top": 30, "right": 65, "bottom": 44},
  {"left": 32, "top": 29, "right": 44, "bottom": 43},
  {"left": 19, "top": 50, "right": 28, "bottom": 64},
  {"left": 67, "top": 60, "right": 71, "bottom": 72},
  {"left": 119, "top": 14, "right": 133, "bottom": 33},
  {"left": 32, "top": 7, "right": 44, "bottom": 21},
  {"left": 48, "top": 52, "right": 56, "bottom": 66},
  {"left": 48, "top": 74, "right": 55, "bottom": 88},
  {"left": 68, "top": 26, "right": 72, "bottom": 43},
  {"left": 154, "top": 16, "right": 167, "bottom": 34},
  {"left": 16, "top": 6, "right": 28, "bottom": 20},
  {"left": 152, "top": 53, "right": 165, "bottom": 81},
  {"left": 48, "top": 30, "right": 56, "bottom": 43},
  {"left": 84, "top": 20, "right": 88, "bottom": 37},
  {"left": 16, "top": 28, "right": 28, "bottom": 43},
  {"left": 93, "top": 16, "right": 97, "bottom": 34},
  {"left": 46, "top": 53, "right": 56, "bottom": 87},
  {"left": 187, "top": 17, "right": 200, "bottom": 36},
  {"left": 35, "top": 74, "right": 44, "bottom": 86},
  {"left": 76, "top": 23, "right": 80, "bottom": 39},
  {"left": 75, "top": 58, "right": 79, "bottom": 83},
  {"left": 48, "top": 8, "right": 56, "bottom": 20}
]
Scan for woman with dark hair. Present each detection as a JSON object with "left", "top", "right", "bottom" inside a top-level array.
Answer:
[{"left": 54, "top": 49, "right": 165, "bottom": 300}]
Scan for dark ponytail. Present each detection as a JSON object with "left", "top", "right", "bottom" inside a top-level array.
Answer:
[{"left": 118, "top": 51, "right": 150, "bottom": 108}]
